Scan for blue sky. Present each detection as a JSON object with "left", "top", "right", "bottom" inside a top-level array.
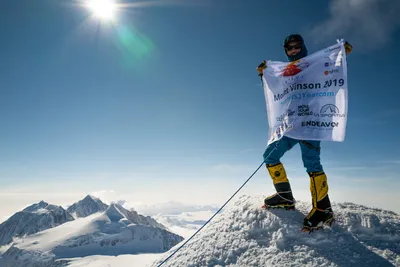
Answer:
[{"left": 1, "top": 0, "right": 400, "bottom": 218}]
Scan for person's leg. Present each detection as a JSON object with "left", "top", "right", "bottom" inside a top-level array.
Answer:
[
  {"left": 263, "top": 136, "right": 298, "bottom": 208},
  {"left": 299, "top": 141, "right": 333, "bottom": 231},
  {"left": 299, "top": 140, "right": 323, "bottom": 173},
  {"left": 263, "top": 136, "right": 298, "bottom": 165}
]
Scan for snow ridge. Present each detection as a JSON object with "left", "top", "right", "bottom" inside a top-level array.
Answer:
[
  {"left": 112, "top": 204, "right": 167, "bottom": 230},
  {"left": 152, "top": 195, "right": 400, "bottom": 267},
  {"left": 0, "top": 201, "right": 74, "bottom": 246},
  {"left": 67, "top": 195, "right": 108, "bottom": 218}
]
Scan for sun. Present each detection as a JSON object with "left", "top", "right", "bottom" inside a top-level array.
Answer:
[{"left": 86, "top": 0, "right": 117, "bottom": 22}]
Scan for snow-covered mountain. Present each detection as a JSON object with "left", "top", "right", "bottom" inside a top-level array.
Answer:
[
  {"left": 67, "top": 195, "right": 108, "bottom": 218},
  {"left": 151, "top": 195, "right": 400, "bottom": 267},
  {"left": 2, "top": 195, "right": 399, "bottom": 267},
  {"left": 0, "top": 200, "right": 74, "bottom": 246},
  {"left": 107, "top": 204, "right": 168, "bottom": 230},
  {"left": 1, "top": 203, "right": 183, "bottom": 267}
]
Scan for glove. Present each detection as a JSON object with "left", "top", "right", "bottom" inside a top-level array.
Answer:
[
  {"left": 344, "top": 41, "right": 353, "bottom": 55},
  {"left": 257, "top": 60, "right": 267, "bottom": 76}
]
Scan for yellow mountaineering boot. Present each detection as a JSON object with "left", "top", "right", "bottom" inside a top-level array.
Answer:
[
  {"left": 263, "top": 163, "right": 295, "bottom": 210},
  {"left": 302, "top": 172, "right": 334, "bottom": 232}
]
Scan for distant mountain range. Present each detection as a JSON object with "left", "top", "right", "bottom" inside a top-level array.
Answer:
[
  {"left": 0, "top": 195, "right": 183, "bottom": 267},
  {"left": 0, "top": 200, "right": 73, "bottom": 246}
]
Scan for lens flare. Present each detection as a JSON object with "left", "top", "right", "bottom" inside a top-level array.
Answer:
[
  {"left": 86, "top": 0, "right": 117, "bottom": 21},
  {"left": 116, "top": 25, "right": 154, "bottom": 59}
]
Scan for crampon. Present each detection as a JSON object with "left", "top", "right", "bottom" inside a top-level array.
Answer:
[
  {"left": 301, "top": 216, "right": 335, "bottom": 233},
  {"left": 261, "top": 203, "right": 295, "bottom": 210}
]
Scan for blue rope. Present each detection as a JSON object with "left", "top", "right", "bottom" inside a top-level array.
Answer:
[{"left": 157, "top": 160, "right": 266, "bottom": 267}]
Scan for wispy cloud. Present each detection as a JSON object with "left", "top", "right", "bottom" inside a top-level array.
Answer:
[
  {"left": 134, "top": 201, "right": 218, "bottom": 216},
  {"left": 210, "top": 163, "right": 255, "bottom": 174},
  {"left": 332, "top": 166, "right": 370, "bottom": 172},
  {"left": 312, "top": 0, "right": 400, "bottom": 50},
  {"left": 349, "top": 177, "right": 383, "bottom": 183},
  {"left": 378, "top": 160, "right": 400, "bottom": 165}
]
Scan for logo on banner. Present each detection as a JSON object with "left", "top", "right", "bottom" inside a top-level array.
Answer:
[
  {"left": 319, "top": 104, "right": 345, "bottom": 118},
  {"left": 301, "top": 121, "right": 339, "bottom": 128},
  {"left": 321, "top": 104, "right": 339, "bottom": 114},
  {"left": 324, "top": 69, "right": 339, "bottom": 75},
  {"left": 325, "top": 61, "right": 342, "bottom": 67},
  {"left": 323, "top": 46, "right": 341, "bottom": 60},
  {"left": 283, "top": 75, "right": 306, "bottom": 85},
  {"left": 276, "top": 109, "right": 295, "bottom": 122},
  {"left": 281, "top": 60, "right": 309, "bottom": 77},
  {"left": 298, "top": 105, "right": 313, "bottom": 116},
  {"left": 325, "top": 62, "right": 335, "bottom": 67},
  {"left": 272, "top": 120, "right": 293, "bottom": 141}
]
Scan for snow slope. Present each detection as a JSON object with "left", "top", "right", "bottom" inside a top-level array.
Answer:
[
  {"left": 0, "top": 201, "right": 74, "bottom": 246},
  {"left": 106, "top": 204, "right": 167, "bottom": 231},
  {"left": 62, "top": 254, "right": 161, "bottom": 267},
  {"left": 1, "top": 204, "right": 183, "bottom": 267},
  {"left": 151, "top": 195, "right": 400, "bottom": 267}
]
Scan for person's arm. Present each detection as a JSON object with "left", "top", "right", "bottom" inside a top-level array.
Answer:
[{"left": 257, "top": 60, "right": 267, "bottom": 76}]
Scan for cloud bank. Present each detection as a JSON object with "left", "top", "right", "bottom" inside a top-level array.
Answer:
[{"left": 313, "top": 0, "right": 400, "bottom": 50}]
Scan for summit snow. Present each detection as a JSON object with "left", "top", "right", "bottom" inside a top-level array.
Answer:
[{"left": 151, "top": 195, "right": 400, "bottom": 267}]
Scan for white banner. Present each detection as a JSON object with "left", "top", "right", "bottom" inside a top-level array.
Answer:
[{"left": 262, "top": 40, "right": 348, "bottom": 145}]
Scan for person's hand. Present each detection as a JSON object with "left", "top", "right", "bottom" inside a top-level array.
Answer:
[
  {"left": 257, "top": 60, "right": 267, "bottom": 76},
  {"left": 344, "top": 41, "right": 353, "bottom": 55}
]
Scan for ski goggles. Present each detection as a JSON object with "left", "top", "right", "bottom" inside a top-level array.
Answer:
[{"left": 285, "top": 43, "right": 302, "bottom": 51}]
